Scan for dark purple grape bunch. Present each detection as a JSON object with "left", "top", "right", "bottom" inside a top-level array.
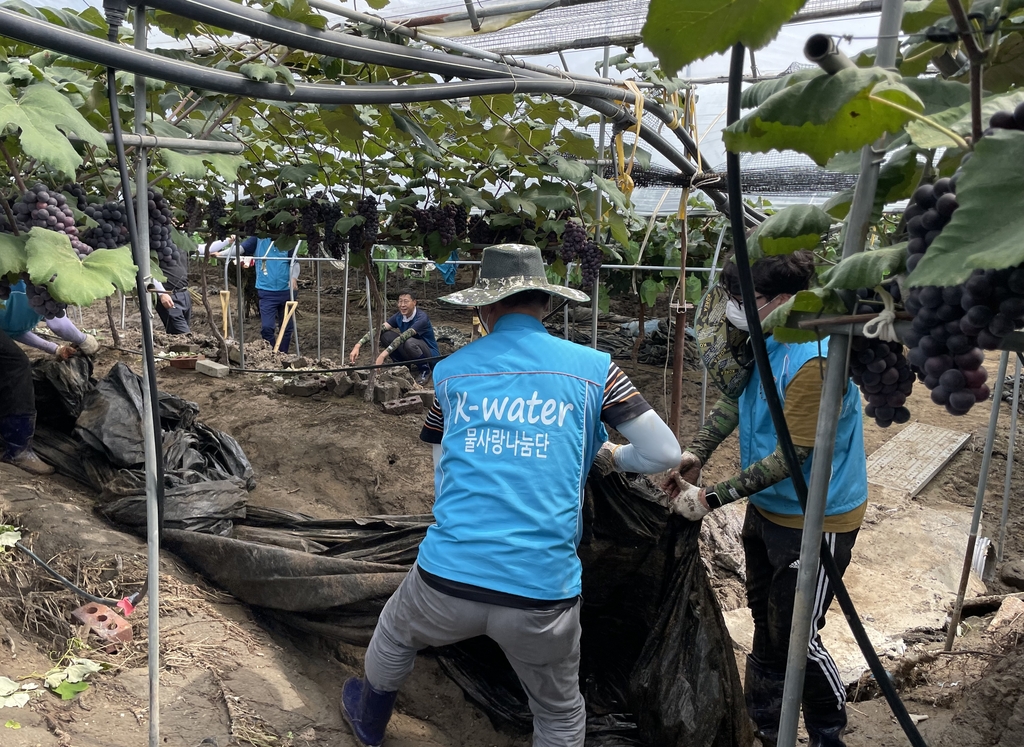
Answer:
[
  {"left": 560, "top": 219, "right": 587, "bottom": 266},
  {"left": 903, "top": 178, "right": 957, "bottom": 276},
  {"left": 62, "top": 183, "right": 88, "bottom": 212},
  {"left": 300, "top": 199, "right": 322, "bottom": 255},
  {"left": 348, "top": 196, "right": 379, "bottom": 250},
  {"left": 82, "top": 201, "right": 130, "bottom": 250},
  {"left": 468, "top": 214, "right": 495, "bottom": 245},
  {"left": 24, "top": 275, "right": 67, "bottom": 320},
  {"left": 150, "top": 189, "right": 182, "bottom": 273},
  {"left": 438, "top": 203, "right": 459, "bottom": 246},
  {"left": 12, "top": 183, "right": 91, "bottom": 259},
  {"left": 321, "top": 201, "right": 345, "bottom": 259},
  {"left": 850, "top": 336, "right": 913, "bottom": 427},
  {"left": 183, "top": 195, "right": 204, "bottom": 234},
  {"left": 579, "top": 240, "right": 602, "bottom": 288},
  {"left": 206, "top": 195, "right": 229, "bottom": 241},
  {"left": 854, "top": 281, "right": 902, "bottom": 315}
]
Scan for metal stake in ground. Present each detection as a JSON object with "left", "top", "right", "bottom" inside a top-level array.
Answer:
[{"left": 999, "top": 353, "right": 1024, "bottom": 560}]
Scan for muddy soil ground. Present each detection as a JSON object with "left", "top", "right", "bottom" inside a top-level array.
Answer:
[{"left": 2, "top": 266, "right": 1024, "bottom": 746}]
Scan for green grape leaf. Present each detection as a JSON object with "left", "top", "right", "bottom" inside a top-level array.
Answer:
[
  {"left": 822, "top": 243, "right": 907, "bottom": 290},
  {"left": 0, "top": 82, "right": 107, "bottom": 176},
  {"left": 0, "top": 233, "right": 27, "bottom": 277},
  {"left": 723, "top": 68, "right": 923, "bottom": 166},
  {"left": 239, "top": 63, "right": 277, "bottom": 84},
  {"left": 52, "top": 681, "right": 88, "bottom": 700},
  {"left": 24, "top": 229, "right": 137, "bottom": 305},
  {"left": 548, "top": 156, "right": 591, "bottom": 185},
  {"left": 639, "top": 278, "right": 664, "bottom": 307},
  {"left": 5, "top": 719, "right": 21, "bottom": 728},
  {"left": 909, "top": 129, "right": 1024, "bottom": 286},
  {"left": 762, "top": 287, "right": 846, "bottom": 342},
  {"left": 592, "top": 175, "right": 630, "bottom": 212},
  {"left": 980, "top": 32, "right": 1024, "bottom": 94},
  {"left": 901, "top": 0, "right": 952, "bottom": 33},
  {"left": 906, "top": 89, "right": 1024, "bottom": 148},
  {"left": 740, "top": 67, "right": 823, "bottom": 109},
  {"left": 749, "top": 205, "right": 833, "bottom": 258},
  {"left": 824, "top": 147, "right": 920, "bottom": 220},
  {"left": 901, "top": 77, "right": 971, "bottom": 115},
  {"left": 642, "top": 0, "right": 809, "bottom": 74}
]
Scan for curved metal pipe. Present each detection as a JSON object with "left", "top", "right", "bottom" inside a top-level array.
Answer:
[{"left": 804, "top": 33, "right": 856, "bottom": 74}]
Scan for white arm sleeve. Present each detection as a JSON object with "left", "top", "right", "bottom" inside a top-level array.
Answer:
[
  {"left": 611, "top": 410, "right": 682, "bottom": 475},
  {"left": 207, "top": 238, "right": 235, "bottom": 255}
]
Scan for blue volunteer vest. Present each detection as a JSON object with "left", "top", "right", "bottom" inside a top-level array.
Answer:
[
  {"left": 254, "top": 239, "right": 292, "bottom": 292},
  {"left": 418, "top": 313, "right": 609, "bottom": 600},
  {"left": 0, "top": 281, "right": 44, "bottom": 337},
  {"left": 738, "top": 336, "right": 867, "bottom": 517}
]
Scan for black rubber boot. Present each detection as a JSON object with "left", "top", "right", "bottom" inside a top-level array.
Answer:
[
  {"left": 804, "top": 703, "right": 848, "bottom": 747},
  {"left": 0, "top": 414, "right": 53, "bottom": 476},
  {"left": 341, "top": 676, "right": 397, "bottom": 747},
  {"left": 745, "top": 655, "right": 786, "bottom": 747}
]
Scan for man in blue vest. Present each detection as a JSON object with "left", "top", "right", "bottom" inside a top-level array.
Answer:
[
  {"left": 239, "top": 236, "right": 300, "bottom": 353},
  {"left": 341, "top": 244, "right": 682, "bottom": 747},
  {"left": 349, "top": 288, "right": 439, "bottom": 385},
  {"left": 664, "top": 251, "right": 867, "bottom": 747}
]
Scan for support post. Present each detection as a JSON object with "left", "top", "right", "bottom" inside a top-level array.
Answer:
[
  {"left": 591, "top": 45, "right": 609, "bottom": 351},
  {"left": 132, "top": 9, "right": 160, "bottom": 747},
  {"left": 341, "top": 252, "right": 350, "bottom": 358},
  {"left": 699, "top": 223, "right": 728, "bottom": 425},
  {"left": 235, "top": 234, "right": 245, "bottom": 370},
  {"left": 777, "top": 2, "right": 904, "bottom": 745},
  {"left": 317, "top": 258, "right": 322, "bottom": 361},
  {"left": 946, "top": 349, "right": 1011, "bottom": 650},
  {"left": 999, "top": 354, "right": 1022, "bottom": 560},
  {"left": 669, "top": 198, "right": 689, "bottom": 435}
]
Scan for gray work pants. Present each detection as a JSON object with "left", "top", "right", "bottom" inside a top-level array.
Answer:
[{"left": 364, "top": 565, "right": 586, "bottom": 747}]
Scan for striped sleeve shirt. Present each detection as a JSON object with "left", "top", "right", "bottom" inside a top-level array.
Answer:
[{"left": 420, "top": 362, "right": 651, "bottom": 444}]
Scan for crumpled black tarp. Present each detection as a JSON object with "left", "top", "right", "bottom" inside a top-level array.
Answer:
[
  {"left": 32, "top": 360, "right": 255, "bottom": 500},
  {"left": 160, "top": 474, "right": 750, "bottom": 747}
]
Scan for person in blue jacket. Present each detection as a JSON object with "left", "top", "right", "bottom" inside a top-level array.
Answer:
[
  {"left": 664, "top": 251, "right": 867, "bottom": 747},
  {"left": 349, "top": 288, "right": 439, "bottom": 385},
  {"left": 1, "top": 280, "right": 99, "bottom": 475},
  {"left": 340, "top": 244, "right": 682, "bottom": 747},
  {"left": 231, "top": 236, "right": 300, "bottom": 353}
]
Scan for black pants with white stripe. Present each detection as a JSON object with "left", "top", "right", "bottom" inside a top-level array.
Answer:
[{"left": 742, "top": 503, "right": 859, "bottom": 724}]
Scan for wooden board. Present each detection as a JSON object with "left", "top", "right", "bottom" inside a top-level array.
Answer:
[{"left": 866, "top": 422, "right": 972, "bottom": 496}]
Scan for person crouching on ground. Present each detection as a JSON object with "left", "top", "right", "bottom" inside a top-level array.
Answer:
[
  {"left": 348, "top": 288, "right": 439, "bottom": 386},
  {"left": 663, "top": 250, "right": 867, "bottom": 747},
  {"left": 340, "top": 243, "right": 683, "bottom": 747}
]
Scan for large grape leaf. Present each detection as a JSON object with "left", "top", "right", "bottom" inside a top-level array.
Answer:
[
  {"left": 641, "top": 0, "right": 809, "bottom": 74},
  {"left": 761, "top": 287, "right": 847, "bottom": 343},
  {"left": 23, "top": 229, "right": 137, "bottom": 306},
  {"left": 909, "top": 130, "right": 1024, "bottom": 286},
  {"left": 824, "top": 147, "right": 920, "bottom": 220},
  {"left": 723, "top": 68, "right": 923, "bottom": 166},
  {"left": 147, "top": 120, "right": 244, "bottom": 181},
  {"left": 749, "top": 205, "right": 833, "bottom": 258},
  {"left": 0, "top": 83, "right": 107, "bottom": 176},
  {"left": 901, "top": 77, "right": 971, "bottom": 115},
  {"left": 822, "top": 243, "right": 907, "bottom": 290},
  {"left": 0, "top": 233, "right": 27, "bottom": 278},
  {"left": 906, "top": 89, "right": 1024, "bottom": 149},
  {"left": 901, "top": 0, "right": 953, "bottom": 33},
  {"left": 740, "top": 68, "right": 823, "bottom": 109}
]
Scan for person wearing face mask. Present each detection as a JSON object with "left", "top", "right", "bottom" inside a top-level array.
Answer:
[
  {"left": 349, "top": 288, "right": 439, "bottom": 386},
  {"left": 663, "top": 250, "right": 867, "bottom": 747},
  {"left": 340, "top": 244, "right": 681, "bottom": 747}
]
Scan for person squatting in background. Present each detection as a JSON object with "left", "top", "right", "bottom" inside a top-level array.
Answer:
[
  {"left": 664, "top": 250, "right": 867, "bottom": 747},
  {"left": 0, "top": 280, "right": 99, "bottom": 475},
  {"left": 150, "top": 236, "right": 192, "bottom": 335},
  {"left": 340, "top": 244, "right": 682, "bottom": 747},
  {"left": 349, "top": 288, "right": 439, "bottom": 386}
]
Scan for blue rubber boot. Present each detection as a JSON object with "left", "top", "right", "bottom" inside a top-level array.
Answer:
[{"left": 341, "top": 677, "right": 397, "bottom": 747}]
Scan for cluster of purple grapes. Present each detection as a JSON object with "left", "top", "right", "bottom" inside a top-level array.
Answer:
[
  {"left": 81, "top": 201, "right": 129, "bottom": 250},
  {"left": 560, "top": 219, "right": 587, "bottom": 265},
  {"left": 903, "top": 178, "right": 958, "bottom": 275},
  {"left": 206, "top": 195, "right": 229, "bottom": 241},
  {"left": 578, "top": 240, "right": 603, "bottom": 288},
  {"left": 10, "top": 183, "right": 91, "bottom": 259},
  {"left": 183, "top": 195, "right": 204, "bottom": 233},
  {"left": 320, "top": 201, "right": 345, "bottom": 259},
  {"left": 24, "top": 274, "right": 67, "bottom": 320},
  {"left": 850, "top": 336, "right": 914, "bottom": 427},
  {"left": 854, "top": 281, "right": 902, "bottom": 314},
  {"left": 149, "top": 189, "right": 181, "bottom": 274},
  {"left": 348, "top": 196, "right": 379, "bottom": 250},
  {"left": 299, "top": 199, "right": 322, "bottom": 255},
  {"left": 413, "top": 203, "right": 466, "bottom": 247},
  {"left": 468, "top": 214, "right": 494, "bottom": 245}
]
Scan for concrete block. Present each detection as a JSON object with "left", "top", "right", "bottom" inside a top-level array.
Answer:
[
  {"left": 350, "top": 368, "right": 369, "bottom": 382},
  {"left": 332, "top": 373, "right": 355, "bottom": 397},
  {"left": 373, "top": 382, "right": 402, "bottom": 404},
  {"left": 285, "top": 356, "right": 309, "bottom": 369},
  {"left": 408, "top": 388, "right": 435, "bottom": 407},
  {"left": 169, "top": 343, "right": 200, "bottom": 354},
  {"left": 383, "top": 396, "right": 424, "bottom": 415},
  {"left": 227, "top": 345, "right": 242, "bottom": 365},
  {"left": 354, "top": 380, "right": 369, "bottom": 398},
  {"left": 282, "top": 379, "right": 321, "bottom": 397},
  {"left": 196, "top": 359, "right": 230, "bottom": 378}
]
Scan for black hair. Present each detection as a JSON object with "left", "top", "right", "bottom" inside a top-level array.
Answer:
[
  {"left": 721, "top": 250, "right": 816, "bottom": 299},
  {"left": 497, "top": 289, "right": 551, "bottom": 309},
  {"left": 397, "top": 288, "right": 418, "bottom": 300}
]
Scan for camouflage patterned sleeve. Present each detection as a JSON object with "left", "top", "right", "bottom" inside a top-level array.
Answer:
[
  {"left": 708, "top": 444, "right": 813, "bottom": 505},
  {"left": 356, "top": 322, "right": 391, "bottom": 347},
  {"left": 385, "top": 327, "right": 418, "bottom": 355},
  {"left": 687, "top": 395, "right": 740, "bottom": 465}
]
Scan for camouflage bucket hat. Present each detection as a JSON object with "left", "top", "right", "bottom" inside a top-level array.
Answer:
[{"left": 438, "top": 243, "right": 590, "bottom": 306}]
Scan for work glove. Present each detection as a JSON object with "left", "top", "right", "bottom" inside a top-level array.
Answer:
[
  {"left": 661, "top": 449, "right": 702, "bottom": 498},
  {"left": 592, "top": 441, "right": 620, "bottom": 476},
  {"left": 55, "top": 344, "right": 76, "bottom": 361},
  {"left": 667, "top": 477, "right": 710, "bottom": 521},
  {"left": 79, "top": 334, "right": 100, "bottom": 356}
]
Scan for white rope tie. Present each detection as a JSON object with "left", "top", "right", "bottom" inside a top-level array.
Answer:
[{"left": 862, "top": 286, "right": 899, "bottom": 342}]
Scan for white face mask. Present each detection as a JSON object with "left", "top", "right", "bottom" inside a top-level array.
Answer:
[{"left": 725, "top": 299, "right": 749, "bottom": 331}]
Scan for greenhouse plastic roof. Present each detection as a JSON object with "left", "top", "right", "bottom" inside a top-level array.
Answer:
[{"left": 452, "top": 0, "right": 884, "bottom": 56}]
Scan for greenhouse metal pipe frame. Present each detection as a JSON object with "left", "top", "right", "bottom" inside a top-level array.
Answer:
[{"left": 0, "top": 5, "right": 759, "bottom": 224}]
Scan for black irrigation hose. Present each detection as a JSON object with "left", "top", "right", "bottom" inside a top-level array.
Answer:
[
  {"left": 105, "top": 5, "right": 165, "bottom": 605},
  {"left": 726, "top": 44, "right": 927, "bottom": 747},
  {"left": 15, "top": 542, "right": 123, "bottom": 608}
]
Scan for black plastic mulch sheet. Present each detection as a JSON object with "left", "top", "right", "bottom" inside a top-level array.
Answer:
[
  {"left": 31, "top": 359, "right": 255, "bottom": 505},
  {"left": 161, "top": 477, "right": 750, "bottom": 747}
]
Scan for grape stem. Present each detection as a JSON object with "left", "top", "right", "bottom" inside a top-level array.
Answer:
[{"left": 868, "top": 96, "right": 971, "bottom": 151}]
